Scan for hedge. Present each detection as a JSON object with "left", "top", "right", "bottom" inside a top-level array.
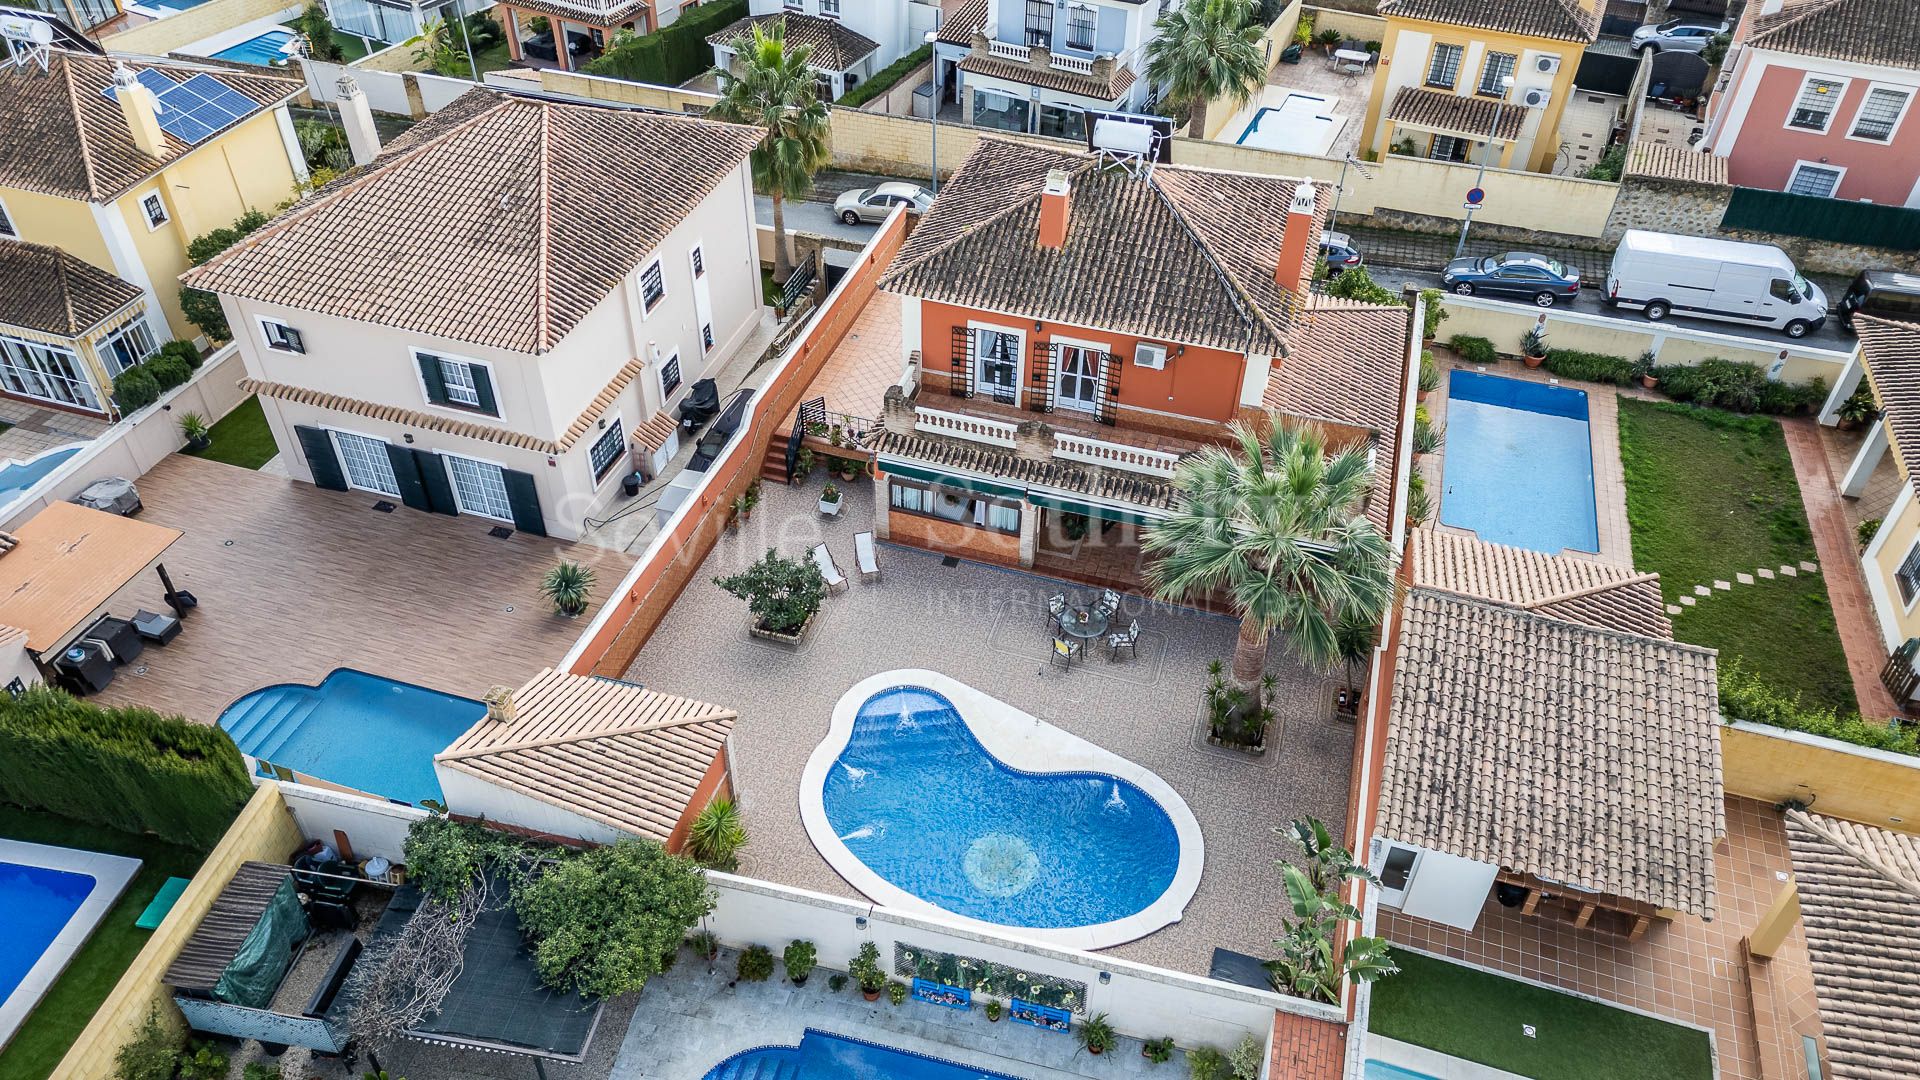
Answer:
[
  {"left": 584, "top": 0, "right": 747, "bottom": 86},
  {"left": 0, "top": 686, "right": 253, "bottom": 847},
  {"left": 1450, "top": 335, "right": 1496, "bottom": 365},
  {"left": 112, "top": 367, "right": 161, "bottom": 412},
  {"left": 839, "top": 44, "right": 931, "bottom": 109},
  {"left": 1542, "top": 349, "right": 1635, "bottom": 386},
  {"left": 1720, "top": 661, "right": 1920, "bottom": 756}
]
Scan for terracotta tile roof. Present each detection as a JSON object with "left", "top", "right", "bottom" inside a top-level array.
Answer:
[
  {"left": 1855, "top": 315, "right": 1920, "bottom": 496},
  {"left": 1385, "top": 86, "right": 1528, "bottom": 142},
  {"left": 1378, "top": 0, "right": 1602, "bottom": 43},
  {"left": 0, "top": 241, "right": 142, "bottom": 337},
  {"left": 1624, "top": 141, "right": 1729, "bottom": 185},
  {"left": 708, "top": 11, "right": 880, "bottom": 70},
  {"left": 0, "top": 50, "right": 299, "bottom": 202},
  {"left": 870, "top": 424, "right": 1181, "bottom": 510},
  {"left": 1750, "top": 0, "right": 1920, "bottom": 70},
  {"left": 1382, "top": 589, "right": 1724, "bottom": 916},
  {"left": 438, "top": 668, "right": 735, "bottom": 843},
  {"left": 504, "top": 0, "right": 650, "bottom": 25},
  {"left": 880, "top": 137, "right": 1325, "bottom": 355},
  {"left": 183, "top": 89, "right": 761, "bottom": 355},
  {"left": 1783, "top": 809, "right": 1920, "bottom": 1080},
  {"left": 1269, "top": 1010, "right": 1347, "bottom": 1080},
  {"left": 956, "top": 52, "right": 1138, "bottom": 100},
  {"left": 937, "top": 0, "right": 989, "bottom": 45},
  {"left": 1411, "top": 530, "right": 1674, "bottom": 638}
]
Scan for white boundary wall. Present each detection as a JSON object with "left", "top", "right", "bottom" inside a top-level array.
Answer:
[{"left": 277, "top": 782, "right": 429, "bottom": 864}]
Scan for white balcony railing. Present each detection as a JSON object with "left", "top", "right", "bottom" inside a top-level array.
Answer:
[
  {"left": 986, "top": 39, "right": 1031, "bottom": 63},
  {"left": 1053, "top": 432, "right": 1179, "bottom": 478},
  {"left": 916, "top": 406, "right": 1018, "bottom": 448},
  {"left": 1049, "top": 52, "right": 1094, "bottom": 75}
]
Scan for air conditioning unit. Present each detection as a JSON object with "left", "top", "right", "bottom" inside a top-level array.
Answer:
[
  {"left": 1134, "top": 342, "right": 1168, "bottom": 370},
  {"left": 1522, "top": 87, "right": 1552, "bottom": 109},
  {"left": 1535, "top": 54, "right": 1560, "bottom": 74}
]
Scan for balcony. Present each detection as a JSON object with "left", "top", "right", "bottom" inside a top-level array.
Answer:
[
  {"left": 914, "top": 405, "right": 1018, "bottom": 448},
  {"left": 968, "top": 30, "right": 1126, "bottom": 87},
  {"left": 1053, "top": 432, "right": 1178, "bottom": 478}
]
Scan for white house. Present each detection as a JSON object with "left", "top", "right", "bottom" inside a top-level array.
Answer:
[
  {"left": 183, "top": 87, "right": 764, "bottom": 541},
  {"left": 935, "top": 0, "right": 1171, "bottom": 138},
  {"left": 707, "top": 0, "right": 943, "bottom": 101}
]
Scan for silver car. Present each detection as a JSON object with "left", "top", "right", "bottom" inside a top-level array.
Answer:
[
  {"left": 834, "top": 182, "right": 933, "bottom": 225},
  {"left": 1629, "top": 19, "right": 1728, "bottom": 54}
]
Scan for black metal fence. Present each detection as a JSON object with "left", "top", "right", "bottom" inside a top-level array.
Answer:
[{"left": 1722, "top": 187, "right": 1920, "bottom": 251}]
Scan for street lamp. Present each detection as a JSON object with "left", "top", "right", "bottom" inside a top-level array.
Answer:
[
  {"left": 1453, "top": 73, "right": 1514, "bottom": 260},
  {"left": 924, "top": 28, "right": 940, "bottom": 192}
]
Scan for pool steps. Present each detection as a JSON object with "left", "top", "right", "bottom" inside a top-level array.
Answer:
[
  {"left": 219, "top": 688, "right": 324, "bottom": 764},
  {"left": 706, "top": 1049, "right": 804, "bottom": 1080}
]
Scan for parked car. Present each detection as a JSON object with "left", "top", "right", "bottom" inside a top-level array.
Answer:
[
  {"left": 1838, "top": 270, "right": 1920, "bottom": 332},
  {"left": 834, "top": 182, "right": 933, "bottom": 225},
  {"left": 1441, "top": 252, "right": 1581, "bottom": 307},
  {"left": 1321, "top": 231, "right": 1363, "bottom": 275},
  {"left": 1605, "top": 230, "right": 1828, "bottom": 338},
  {"left": 1629, "top": 19, "right": 1728, "bottom": 54},
  {"left": 523, "top": 29, "right": 594, "bottom": 62}
]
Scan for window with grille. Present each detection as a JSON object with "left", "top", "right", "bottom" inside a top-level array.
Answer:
[
  {"left": 1478, "top": 52, "right": 1516, "bottom": 96},
  {"left": 332, "top": 430, "right": 399, "bottom": 495},
  {"left": 1789, "top": 76, "right": 1845, "bottom": 130},
  {"left": 1900, "top": 542, "right": 1920, "bottom": 605},
  {"left": 1850, "top": 86, "right": 1909, "bottom": 141},
  {"left": 1066, "top": 5, "right": 1094, "bottom": 50},
  {"left": 590, "top": 418, "right": 625, "bottom": 481},
  {"left": 1787, "top": 162, "right": 1842, "bottom": 198},
  {"left": 101, "top": 320, "right": 159, "bottom": 376},
  {"left": 439, "top": 358, "right": 482, "bottom": 407},
  {"left": 702, "top": 323, "right": 715, "bottom": 352},
  {"left": 690, "top": 246, "right": 705, "bottom": 277},
  {"left": 140, "top": 191, "right": 169, "bottom": 230},
  {"left": 660, "top": 352, "right": 681, "bottom": 396},
  {"left": 1429, "top": 135, "right": 1469, "bottom": 161},
  {"left": 1024, "top": 0, "right": 1052, "bottom": 47},
  {"left": 1426, "top": 44, "right": 1462, "bottom": 89},
  {"left": 446, "top": 455, "right": 514, "bottom": 520},
  {"left": 641, "top": 259, "right": 666, "bottom": 312}
]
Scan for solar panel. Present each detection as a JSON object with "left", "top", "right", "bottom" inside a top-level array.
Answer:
[{"left": 98, "top": 69, "right": 259, "bottom": 145}]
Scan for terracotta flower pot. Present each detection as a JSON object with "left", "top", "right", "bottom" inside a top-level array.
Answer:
[
  {"left": 1523, "top": 353, "right": 1545, "bottom": 368},
  {"left": 863, "top": 988, "right": 881, "bottom": 1002},
  {"left": 1639, "top": 374, "right": 1659, "bottom": 389}
]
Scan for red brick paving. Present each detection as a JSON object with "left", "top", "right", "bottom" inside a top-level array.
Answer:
[{"left": 1269, "top": 1010, "right": 1347, "bottom": 1080}]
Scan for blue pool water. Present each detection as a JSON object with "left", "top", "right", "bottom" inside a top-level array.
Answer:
[
  {"left": 707, "top": 1029, "right": 1019, "bottom": 1080},
  {"left": 219, "top": 669, "right": 484, "bottom": 805},
  {"left": 212, "top": 29, "right": 299, "bottom": 65},
  {"left": 0, "top": 446, "right": 81, "bottom": 508},
  {"left": 0, "top": 862, "right": 95, "bottom": 1004},
  {"left": 822, "top": 685, "right": 1180, "bottom": 929},
  {"left": 1363, "top": 1062, "right": 1441, "bottom": 1080},
  {"left": 1439, "top": 370, "right": 1598, "bottom": 554},
  {"left": 140, "top": 0, "right": 210, "bottom": 10}
]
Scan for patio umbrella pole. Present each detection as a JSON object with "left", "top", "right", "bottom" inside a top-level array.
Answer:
[{"left": 156, "top": 562, "right": 193, "bottom": 619}]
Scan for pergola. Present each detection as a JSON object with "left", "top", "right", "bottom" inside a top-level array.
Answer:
[{"left": 0, "top": 501, "right": 183, "bottom": 666}]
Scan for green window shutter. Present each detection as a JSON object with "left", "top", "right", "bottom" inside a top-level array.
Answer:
[
  {"left": 471, "top": 364, "right": 499, "bottom": 416},
  {"left": 412, "top": 449, "right": 459, "bottom": 515},
  {"left": 418, "top": 354, "right": 449, "bottom": 405},
  {"left": 293, "top": 426, "right": 347, "bottom": 491},
  {"left": 383, "top": 443, "right": 429, "bottom": 511},
  {"left": 502, "top": 468, "right": 546, "bottom": 536}
]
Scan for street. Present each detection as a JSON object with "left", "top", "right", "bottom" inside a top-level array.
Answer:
[{"left": 753, "top": 194, "right": 880, "bottom": 245}]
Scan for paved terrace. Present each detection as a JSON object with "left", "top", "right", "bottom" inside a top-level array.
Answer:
[
  {"left": 624, "top": 479, "right": 1355, "bottom": 977},
  {"left": 91, "top": 455, "right": 633, "bottom": 722}
]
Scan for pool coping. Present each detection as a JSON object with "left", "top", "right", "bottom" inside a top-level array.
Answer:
[
  {"left": 796, "top": 668, "right": 1206, "bottom": 953},
  {"left": 705, "top": 1026, "right": 1024, "bottom": 1080},
  {"left": 1367, "top": 1035, "right": 1533, "bottom": 1080},
  {"left": 0, "top": 839, "right": 143, "bottom": 1050}
]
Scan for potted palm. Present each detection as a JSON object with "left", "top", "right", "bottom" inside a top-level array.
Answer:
[
  {"left": 178, "top": 411, "right": 211, "bottom": 452},
  {"left": 540, "top": 561, "right": 596, "bottom": 617},
  {"left": 1520, "top": 326, "right": 1548, "bottom": 368},
  {"left": 1078, "top": 1013, "right": 1115, "bottom": 1055},
  {"left": 1416, "top": 353, "right": 1440, "bottom": 403},
  {"left": 818, "top": 483, "right": 842, "bottom": 518}
]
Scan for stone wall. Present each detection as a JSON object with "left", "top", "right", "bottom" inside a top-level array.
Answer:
[{"left": 1607, "top": 175, "right": 1920, "bottom": 275}]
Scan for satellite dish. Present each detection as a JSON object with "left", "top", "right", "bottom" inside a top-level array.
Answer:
[{"left": 0, "top": 13, "right": 55, "bottom": 45}]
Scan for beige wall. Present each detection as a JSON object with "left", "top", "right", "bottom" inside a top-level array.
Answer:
[
  {"left": 51, "top": 783, "right": 306, "bottom": 1080},
  {"left": 1865, "top": 482, "right": 1920, "bottom": 647},
  {"left": 857, "top": 59, "right": 933, "bottom": 116},
  {"left": 3, "top": 187, "right": 114, "bottom": 268},
  {"left": 1303, "top": 4, "right": 1388, "bottom": 43},
  {"left": 1723, "top": 722, "right": 1920, "bottom": 837},
  {"left": 354, "top": 38, "right": 433, "bottom": 73},
  {"left": 103, "top": 0, "right": 299, "bottom": 56}
]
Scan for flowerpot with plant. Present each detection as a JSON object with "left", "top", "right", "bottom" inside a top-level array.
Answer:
[
  {"left": 796, "top": 447, "right": 815, "bottom": 479},
  {"left": 784, "top": 940, "right": 816, "bottom": 987},
  {"left": 1142, "top": 1035, "right": 1174, "bottom": 1063},
  {"left": 716, "top": 549, "right": 827, "bottom": 644},
  {"left": 178, "top": 411, "right": 211, "bottom": 452},
  {"left": 850, "top": 942, "right": 885, "bottom": 1001},
  {"left": 886, "top": 981, "right": 908, "bottom": 1006},
  {"left": 828, "top": 973, "right": 847, "bottom": 992},
  {"left": 985, "top": 999, "right": 1003, "bottom": 1022},
  {"left": 819, "top": 483, "right": 842, "bottom": 517},
  {"left": 540, "top": 561, "right": 596, "bottom": 617},
  {"left": 1419, "top": 288, "right": 1448, "bottom": 343},
  {"left": 838, "top": 457, "right": 861, "bottom": 481},
  {"left": 1630, "top": 349, "right": 1659, "bottom": 390},
  {"left": 688, "top": 930, "right": 718, "bottom": 963},
  {"left": 1520, "top": 326, "right": 1548, "bottom": 368},
  {"left": 736, "top": 944, "right": 774, "bottom": 984},
  {"left": 1416, "top": 352, "right": 1440, "bottom": 402},
  {"left": 1078, "top": 1012, "right": 1115, "bottom": 1055},
  {"left": 1315, "top": 28, "right": 1341, "bottom": 54},
  {"left": 1838, "top": 386, "right": 1878, "bottom": 430}
]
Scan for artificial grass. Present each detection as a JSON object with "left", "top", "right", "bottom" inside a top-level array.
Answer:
[
  {"left": 1370, "top": 949, "right": 1714, "bottom": 1080},
  {"left": 1617, "top": 398, "right": 1857, "bottom": 715},
  {"left": 0, "top": 806, "right": 209, "bottom": 1080},
  {"left": 183, "top": 396, "right": 277, "bottom": 470}
]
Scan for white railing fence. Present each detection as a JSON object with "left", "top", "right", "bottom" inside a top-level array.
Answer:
[
  {"left": 915, "top": 406, "right": 1018, "bottom": 448},
  {"left": 1052, "top": 432, "right": 1178, "bottom": 478}
]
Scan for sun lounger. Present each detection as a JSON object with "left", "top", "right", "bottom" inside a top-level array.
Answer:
[
  {"left": 854, "top": 531, "right": 880, "bottom": 582},
  {"left": 812, "top": 543, "right": 847, "bottom": 592}
]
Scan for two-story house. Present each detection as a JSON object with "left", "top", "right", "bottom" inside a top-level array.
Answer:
[
  {"left": 863, "top": 137, "right": 1417, "bottom": 582},
  {"left": 1358, "top": 0, "right": 1601, "bottom": 172},
  {"left": 0, "top": 50, "right": 303, "bottom": 353},
  {"left": 941, "top": 0, "right": 1167, "bottom": 140},
  {"left": 182, "top": 88, "right": 765, "bottom": 541},
  {"left": 1701, "top": 0, "right": 1920, "bottom": 205},
  {"left": 708, "top": 0, "right": 939, "bottom": 101}
]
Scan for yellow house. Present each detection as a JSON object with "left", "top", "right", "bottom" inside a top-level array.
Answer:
[
  {"left": 1844, "top": 316, "right": 1920, "bottom": 705},
  {"left": 0, "top": 50, "right": 304, "bottom": 349},
  {"left": 1358, "top": 0, "right": 1600, "bottom": 174}
]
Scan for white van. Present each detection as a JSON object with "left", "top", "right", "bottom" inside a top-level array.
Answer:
[{"left": 1605, "top": 230, "right": 1829, "bottom": 338}]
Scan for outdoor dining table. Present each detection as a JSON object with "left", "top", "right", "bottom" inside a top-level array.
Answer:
[
  {"left": 1332, "top": 48, "right": 1372, "bottom": 66},
  {"left": 1058, "top": 606, "right": 1111, "bottom": 641}
]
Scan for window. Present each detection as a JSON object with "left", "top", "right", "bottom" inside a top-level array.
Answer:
[
  {"left": 445, "top": 454, "right": 514, "bottom": 520},
  {"left": 701, "top": 323, "right": 715, "bottom": 352},
  {"left": 690, "top": 246, "right": 705, "bottom": 278},
  {"left": 1379, "top": 846, "right": 1417, "bottom": 891},
  {"left": 590, "top": 417, "right": 626, "bottom": 481},
  {"left": 139, "top": 191, "right": 168, "bottom": 230},
  {"left": 1429, "top": 134, "right": 1470, "bottom": 161},
  {"left": 332, "top": 430, "right": 399, "bottom": 495},
  {"left": 260, "top": 318, "right": 305, "bottom": 354},
  {"left": 440, "top": 358, "right": 481, "bottom": 407},
  {"left": 819, "top": 0, "right": 838, "bottom": 16},
  {"left": 974, "top": 326, "right": 1020, "bottom": 405},
  {"left": 1066, "top": 4, "right": 1094, "bottom": 50},
  {"left": 1769, "top": 278, "right": 1798, "bottom": 302},
  {"left": 1024, "top": 0, "right": 1052, "bottom": 47},
  {"left": 1038, "top": 104, "right": 1088, "bottom": 141},
  {"left": 640, "top": 259, "right": 666, "bottom": 313},
  {"left": 1850, "top": 86, "right": 1910, "bottom": 142},
  {"left": 1478, "top": 52, "right": 1516, "bottom": 96},
  {"left": 888, "top": 478, "right": 1020, "bottom": 535},
  {"left": 0, "top": 198, "right": 14, "bottom": 239},
  {"left": 973, "top": 89, "right": 1031, "bottom": 133},
  {"left": 416, "top": 350, "right": 497, "bottom": 415},
  {"left": 0, "top": 334, "right": 101, "bottom": 410},
  {"left": 1899, "top": 541, "right": 1920, "bottom": 605},
  {"left": 1789, "top": 76, "right": 1846, "bottom": 131},
  {"left": 1787, "top": 161, "right": 1843, "bottom": 198},
  {"left": 1054, "top": 344, "right": 1104, "bottom": 412},
  {"left": 660, "top": 351, "right": 682, "bottom": 397},
  {"left": 100, "top": 320, "right": 159, "bottom": 376},
  {"left": 1426, "top": 43, "right": 1462, "bottom": 89}
]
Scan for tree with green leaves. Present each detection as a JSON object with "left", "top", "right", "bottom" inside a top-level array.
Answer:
[
  {"left": 180, "top": 209, "right": 270, "bottom": 340},
  {"left": 513, "top": 839, "right": 714, "bottom": 999},
  {"left": 709, "top": 22, "right": 831, "bottom": 281},
  {"left": 1143, "top": 0, "right": 1267, "bottom": 138},
  {"left": 1141, "top": 418, "right": 1396, "bottom": 704},
  {"left": 1267, "top": 817, "right": 1395, "bottom": 1003},
  {"left": 686, "top": 797, "right": 747, "bottom": 869},
  {"left": 291, "top": 2, "right": 343, "bottom": 61}
]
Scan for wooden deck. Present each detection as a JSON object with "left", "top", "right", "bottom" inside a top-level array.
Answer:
[{"left": 89, "top": 456, "right": 633, "bottom": 724}]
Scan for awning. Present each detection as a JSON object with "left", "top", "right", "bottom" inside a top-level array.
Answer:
[
  {"left": 880, "top": 461, "right": 1028, "bottom": 500},
  {"left": 1027, "top": 493, "right": 1158, "bottom": 528}
]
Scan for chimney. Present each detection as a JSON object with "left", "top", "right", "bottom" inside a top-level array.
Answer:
[
  {"left": 336, "top": 76, "right": 382, "bottom": 166},
  {"left": 1037, "top": 168, "right": 1071, "bottom": 250},
  {"left": 483, "top": 685, "right": 517, "bottom": 724},
  {"left": 1273, "top": 180, "right": 1318, "bottom": 295},
  {"left": 112, "top": 66, "right": 165, "bottom": 159}
]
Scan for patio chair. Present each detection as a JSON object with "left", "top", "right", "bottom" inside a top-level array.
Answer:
[
  {"left": 1093, "top": 588, "right": 1121, "bottom": 620},
  {"left": 854, "top": 531, "right": 881, "bottom": 582},
  {"left": 1106, "top": 619, "right": 1141, "bottom": 662},
  {"left": 811, "top": 543, "right": 848, "bottom": 593},
  {"left": 1049, "top": 636, "right": 1081, "bottom": 669},
  {"left": 1046, "top": 593, "right": 1067, "bottom": 631}
]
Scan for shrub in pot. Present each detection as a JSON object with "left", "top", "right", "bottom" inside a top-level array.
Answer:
[
  {"left": 819, "top": 483, "right": 841, "bottom": 516},
  {"left": 178, "top": 411, "right": 210, "bottom": 451},
  {"left": 1416, "top": 352, "right": 1440, "bottom": 402},
  {"left": 736, "top": 944, "right": 774, "bottom": 983},
  {"left": 1519, "top": 326, "right": 1548, "bottom": 367},
  {"left": 849, "top": 942, "right": 885, "bottom": 1000},
  {"left": 1078, "top": 1012, "right": 1115, "bottom": 1055},
  {"left": 687, "top": 929, "right": 718, "bottom": 962},
  {"left": 715, "top": 549, "right": 826, "bottom": 640},
  {"left": 783, "top": 940, "right": 816, "bottom": 986},
  {"left": 984, "top": 999, "right": 1002, "bottom": 1022},
  {"left": 1630, "top": 349, "right": 1658, "bottom": 389},
  {"left": 1143, "top": 1035, "right": 1175, "bottom": 1063},
  {"left": 886, "top": 980, "right": 908, "bottom": 1006},
  {"left": 540, "top": 561, "right": 596, "bottom": 617}
]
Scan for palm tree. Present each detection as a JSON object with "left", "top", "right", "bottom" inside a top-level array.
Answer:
[
  {"left": 710, "top": 23, "right": 832, "bottom": 281},
  {"left": 1141, "top": 418, "right": 1395, "bottom": 701},
  {"left": 1144, "top": 0, "right": 1268, "bottom": 138}
]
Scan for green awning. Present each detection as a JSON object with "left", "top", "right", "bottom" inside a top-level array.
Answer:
[
  {"left": 1027, "top": 493, "right": 1158, "bottom": 528},
  {"left": 880, "top": 461, "right": 1028, "bottom": 500}
]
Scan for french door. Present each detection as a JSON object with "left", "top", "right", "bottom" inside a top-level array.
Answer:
[
  {"left": 974, "top": 328, "right": 1020, "bottom": 406},
  {"left": 1054, "top": 346, "right": 1103, "bottom": 413}
]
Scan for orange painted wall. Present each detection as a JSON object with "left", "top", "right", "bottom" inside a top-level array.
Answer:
[{"left": 885, "top": 507, "right": 1022, "bottom": 566}]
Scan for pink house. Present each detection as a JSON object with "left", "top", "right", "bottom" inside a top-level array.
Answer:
[{"left": 1702, "top": 0, "right": 1920, "bottom": 206}]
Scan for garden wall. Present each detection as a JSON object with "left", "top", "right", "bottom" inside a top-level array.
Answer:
[
  {"left": 103, "top": 0, "right": 299, "bottom": 56},
  {"left": 51, "top": 784, "right": 305, "bottom": 1080},
  {"left": 1198, "top": 1, "right": 1305, "bottom": 141},
  {"left": 1301, "top": 3, "right": 1387, "bottom": 43},
  {"left": 277, "top": 782, "right": 426, "bottom": 864},
  {"left": 1722, "top": 721, "right": 1920, "bottom": 835},
  {"left": 1606, "top": 173, "right": 1920, "bottom": 276},
  {"left": 856, "top": 58, "right": 933, "bottom": 116}
]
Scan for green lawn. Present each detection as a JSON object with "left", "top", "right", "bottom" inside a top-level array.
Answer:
[
  {"left": 1617, "top": 397, "right": 1857, "bottom": 715},
  {"left": 0, "top": 808, "right": 209, "bottom": 1080},
  {"left": 183, "top": 396, "right": 277, "bottom": 470},
  {"left": 1370, "top": 950, "right": 1714, "bottom": 1080}
]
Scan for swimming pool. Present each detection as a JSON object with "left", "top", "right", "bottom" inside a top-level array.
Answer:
[
  {"left": 211, "top": 29, "right": 300, "bottom": 66},
  {"left": 802, "top": 670, "right": 1202, "bottom": 949},
  {"left": 0, "top": 840, "right": 141, "bottom": 1046},
  {"left": 127, "top": 0, "right": 210, "bottom": 14},
  {"left": 0, "top": 445, "right": 81, "bottom": 512},
  {"left": 219, "top": 669, "right": 484, "bottom": 805},
  {"left": 707, "top": 1029, "right": 1019, "bottom": 1080},
  {"left": 1236, "top": 93, "right": 1342, "bottom": 156},
  {"left": 1439, "top": 370, "right": 1598, "bottom": 555},
  {"left": 1363, "top": 1061, "right": 1441, "bottom": 1080}
]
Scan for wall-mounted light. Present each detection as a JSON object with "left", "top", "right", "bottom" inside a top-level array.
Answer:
[
  {"left": 402, "top": 433, "right": 415, "bottom": 444},
  {"left": 855, "top": 915, "right": 869, "bottom": 929},
  {"left": 1098, "top": 971, "right": 1111, "bottom": 984},
  {"left": 1034, "top": 321, "right": 1044, "bottom": 332},
  {"left": 547, "top": 456, "right": 558, "bottom": 467},
  {"left": 598, "top": 417, "right": 608, "bottom": 430}
]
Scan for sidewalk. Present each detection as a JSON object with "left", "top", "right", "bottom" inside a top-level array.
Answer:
[{"left": 1340, "top": 226, "right": 1614, "bottom": 280}]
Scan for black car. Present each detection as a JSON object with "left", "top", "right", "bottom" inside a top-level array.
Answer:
[
  {"left": 1838, "top": 270, "right": 1920, "bottom": 332},
  {"left": 523, "top": 29, "right": 594, "bottom": 62},
  {"left": 1442, "top": 251, "right": 1581, "bottom": 307},
  {"left": 1320, "top": 231, "right": 1363, "bottom": 275}
]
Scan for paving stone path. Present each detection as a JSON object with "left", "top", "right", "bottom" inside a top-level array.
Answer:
[{"left": 1665, "top": 561, "right": 1821, "bottom": 616}]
